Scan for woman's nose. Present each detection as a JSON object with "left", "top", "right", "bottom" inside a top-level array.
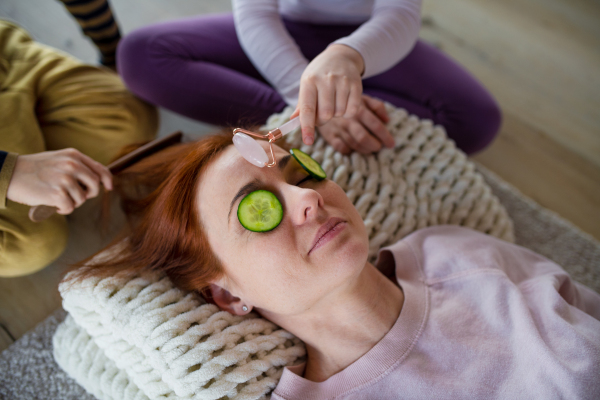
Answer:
[{"left": 287, "top": 185, "right": 323, "bottom": 226}]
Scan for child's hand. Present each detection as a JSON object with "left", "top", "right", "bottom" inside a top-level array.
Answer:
[
  {"left": 6, "top": 148, "right": 113, "bottom": 215},
  {"left": 316, "top": 95, "right": 394, "bottom": 154},
  {"left": 290, "top": 44, "right": 365, "bottom": 145}
]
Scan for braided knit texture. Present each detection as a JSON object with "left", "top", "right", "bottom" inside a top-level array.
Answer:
[
  {"left": 53, "top": 314, "right": 150, "bottom": 400},
  {"left": 53, "top": 104, "right": 513, "bottom": 400}
]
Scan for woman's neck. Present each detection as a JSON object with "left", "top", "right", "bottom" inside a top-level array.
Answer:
[{"left": 266, "top": 262, "right": 404, "bottom": 382}]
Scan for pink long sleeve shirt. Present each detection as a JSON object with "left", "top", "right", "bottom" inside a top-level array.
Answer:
[{"left": 272, "top": 226, "right": 600, "bottom": 399}]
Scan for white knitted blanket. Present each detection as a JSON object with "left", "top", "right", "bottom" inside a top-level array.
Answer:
[{"left": 53, "top": 104, "right": 514, "bottom": 400}]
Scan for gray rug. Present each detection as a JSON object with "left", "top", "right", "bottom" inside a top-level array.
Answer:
[
  {"left": 0, "top": 309, "right": 89, "bottom": 400},
  {"left": 1, "top": 167, "right": 599, "bottom": 400}
]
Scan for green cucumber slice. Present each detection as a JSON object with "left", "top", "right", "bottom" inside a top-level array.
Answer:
[
  {"left": 290, "top": 148, "right": 326, "bottom": 180},
  {"left": 237, "top": 190, "right": 283, "bottom": 232}
]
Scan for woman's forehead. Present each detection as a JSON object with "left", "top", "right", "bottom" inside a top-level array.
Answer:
[
  {"left": 213, "top": 142, "right": 287, "bottom": 172},
  {"left": 200, "top": 142, "right": 288, "bottom": 197}
]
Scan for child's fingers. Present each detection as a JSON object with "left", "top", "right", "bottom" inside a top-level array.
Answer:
[
  {"left": 316, "top": 82, "right": 336, "bottom": 126},
  {"left": 78, "top": 152, "right": 113, "bottom": 191},
  {"left": 297, "top": 80, "right": 318, "bottom": 145},
  {"left": 338, "top": 127, "right": 360, "bottom": 151},
  {"left": 358, "top": 107, "right": 395, "bottom": 148},
  {"left": 290, "top": 108, "right": 300, "bottom": 120},
  {"left": 348, "top": 120, "right": 381, "bottom": 154},
  {"left": 343, "top": 81, "right": 363, "bottom": 119},
  {"left": 334, "top": 82, "right": 350, "bottom": 118},
  {"left": 329, "top": 135, "right": 351, "bottom": 155},
  {"left": 72, "top": 163, "right": 101, "bottom": 199},
  {"left": 363, "top": 95, "right": 389, "bottom": 123},
  {"left": 65, "top": 178, "right": 88, "bottom": 209},
  {"left": 53, "top": 188, "right": 76, "bottom": 215}
]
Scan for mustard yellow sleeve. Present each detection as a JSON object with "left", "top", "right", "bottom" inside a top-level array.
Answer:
[{"left": 0, "top": 152, "right": 18, "bottom": 209}]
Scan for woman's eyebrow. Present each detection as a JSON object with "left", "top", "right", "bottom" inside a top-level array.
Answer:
[
  {"left": 278, "top": 154, "right": 292, "bottom": 172},
  {"left": 228, "top": 179, "right": 261, "bottom": 222}
]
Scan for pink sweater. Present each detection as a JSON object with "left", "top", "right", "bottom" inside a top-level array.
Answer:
[{"left": 272, "top": 226, "right": 600, "bottom": 399}]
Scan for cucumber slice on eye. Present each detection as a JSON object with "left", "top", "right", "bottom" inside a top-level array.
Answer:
[
  {"left": 290, "top": 148, "right": 326, "bottom": 181},
  {"left": 237, "top": 190, "right": 283, "bottom": 232}
]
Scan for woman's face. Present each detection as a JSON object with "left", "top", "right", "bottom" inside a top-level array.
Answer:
[{"left": 197, "top": 142, "right": 368, "bottom": 316}]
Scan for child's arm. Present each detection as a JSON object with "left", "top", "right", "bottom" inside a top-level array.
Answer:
[
  {"left": 233, "top": 0, "right": 422, "bottom": 147},
  {"left": 232, "top": 0, "right": 308, "bottom": 107},
  {"left": 291, "top": 0, "right": 423, "bottom": 145},
  {"left": 334, "top": 0, "right": 422, "bottom": 80}
]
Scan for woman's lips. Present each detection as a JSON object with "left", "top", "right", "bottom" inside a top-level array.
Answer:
[{"left": 308, "top": 217, "right": 346, "bottom": 255}]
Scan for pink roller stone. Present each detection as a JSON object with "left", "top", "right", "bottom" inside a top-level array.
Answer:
[{"left": 233, "top": 132, "right": 269, "bottom": 167}]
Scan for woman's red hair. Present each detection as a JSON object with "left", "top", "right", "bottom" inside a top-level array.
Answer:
[{"left": 66, "top": 131, "right": 233, "bottom": 295}]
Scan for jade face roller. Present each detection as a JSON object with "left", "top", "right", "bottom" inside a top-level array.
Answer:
[{"left": 232, "top": 117, "right": 301, "bottom": 167}]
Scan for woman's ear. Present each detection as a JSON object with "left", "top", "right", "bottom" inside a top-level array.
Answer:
[{"left": 208, "top": 283, "right": 252, "bottom": 315}]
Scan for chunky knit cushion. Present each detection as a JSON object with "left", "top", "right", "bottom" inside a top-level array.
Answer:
[
  {"left": 54, "top": 263, "right": 305, "bottom": 400},
  {"left": 53, "top": 105, "right": 514, "bottom": 400}
]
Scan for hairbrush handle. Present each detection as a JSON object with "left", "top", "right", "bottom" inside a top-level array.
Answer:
[{"left": 28, "top": 132, "right": 183, "bottom": 222}]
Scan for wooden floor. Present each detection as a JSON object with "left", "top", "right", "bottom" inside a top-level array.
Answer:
[
  {"left": 421, "top": 0, "right": 600, "bottom": 240},
  {"left": 0, "top": 0, "right": 599, "bottom": 352}
]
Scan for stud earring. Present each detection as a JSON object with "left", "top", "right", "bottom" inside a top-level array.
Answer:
[{"left": 242, "top": 305, "right": 248, "bottom": 312}]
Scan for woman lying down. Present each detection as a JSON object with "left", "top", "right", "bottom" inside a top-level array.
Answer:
[{"left": 68, "top": 132, "right": 600, "bottom": 399}]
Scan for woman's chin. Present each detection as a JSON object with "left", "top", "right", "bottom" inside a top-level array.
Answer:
[{"left": 317, "top": 233, "right": 369, "bottom": 276}]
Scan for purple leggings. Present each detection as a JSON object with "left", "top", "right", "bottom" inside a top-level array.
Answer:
[{"left": 118, "top": 14, "right": 501, "bottom": 154}]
